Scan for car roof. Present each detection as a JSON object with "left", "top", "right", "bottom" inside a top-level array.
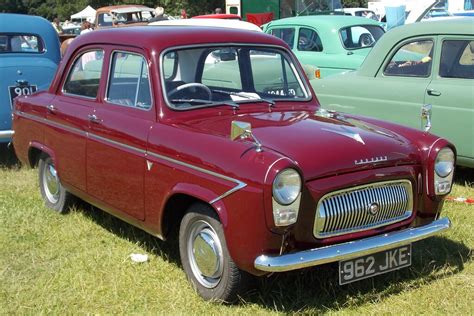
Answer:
[
  {"left": 96, "top": 5, "right": 152, "bottom": 14},
  {"left": 149, "top": 19, "right": 262, "bottom": 32},
  {"left": 358, "top": 17, "right": 474, "bottom": 76},
  {"left": 265, "top": 15, "right": 381, "bottom": 30},
  {"left": 64, "top": 26, "right": 286, "bottom": 58}
]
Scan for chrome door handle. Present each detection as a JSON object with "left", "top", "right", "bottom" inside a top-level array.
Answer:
[
  {"left": 88, "top": 114, "right": 101, "bottom": 123},
  {"left": 46, "top": 104, "right": 56, "bottom": 113},
  {"left": 427, "top": 89, "right": 441, "bottom": 96},
  {"left": 421, "top": 104, "right": 432, "bottom": 133}
]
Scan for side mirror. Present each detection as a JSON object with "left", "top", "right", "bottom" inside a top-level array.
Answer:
[{"left": 231, "top": 121, "right": 252, "bottom": 140}]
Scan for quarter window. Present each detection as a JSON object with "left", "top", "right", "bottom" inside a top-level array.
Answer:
[
  {"left": 107, "top": 52, "right": 152, "bottom": 109},
  {"left": 384, "top": 40, "right": 434, "bottom": 77},
  {"left": 270, "top": 28, "right": 295, "bottom": 48},
  {"left": 63, "top": 50, "right": 104, "bottom": 98},
  {"left": 298, "top": 28, "right": 323, "bottom": 52},
  {"left": 439, "top": 40, "right": 474, "bottom": 79}
]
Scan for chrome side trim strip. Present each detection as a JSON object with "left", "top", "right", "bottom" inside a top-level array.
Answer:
[
  {"left": 255, "top": 217, "right": 451, "bottom": 272},
  {"left": 16, "top": 111, "right": 247, "bottom": 204},
  {"left": 0, "top": 130, "right": 14, "bottom": 138},
  {"left": 146, "top": 151, "right": 247, "bottom": 204}
]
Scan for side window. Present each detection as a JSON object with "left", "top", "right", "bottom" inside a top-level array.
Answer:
[
  {"left": 202, "top": 48, "right": 242, "bottom": 89},
  {"left": 163, "top": 52, "right": 177, "bottom": 80},
  {"left": 298, "top": 28, "right": 323, "bottom": 52},
  {"left": 250, "top": 49, "right": 305, "bottom": 98},
  {"left": 98, "top": 13, "right": 113, "bottom": 27},
  {"left": 63, "top": 50, "right": 104, "bottom": 98},
  {"left": 106, "top": 52, "right": 152, "bottom": 109},
  {"left": 384, "top": 40, "right": 434, "bottom": 77},
  {"left": 440, "top": 40, "right": 474, "bottom": 79},
  {"left": 270, "top": 28, "right": 295, "bottom": 49}
]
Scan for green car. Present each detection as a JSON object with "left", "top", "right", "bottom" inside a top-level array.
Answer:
[
  {"left": 263, "top": 16, "right": 385, "bottom": 78},
  {"left": 311, "top": 18, "right": 474, "bottom": 168}
]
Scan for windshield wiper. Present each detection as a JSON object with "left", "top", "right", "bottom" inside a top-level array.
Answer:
[
  {"left": 170, "top": 98, "right": 239, "bottom": 109},
  {"left": 212, "top": 89, "right": 275, "bottom": 107}
]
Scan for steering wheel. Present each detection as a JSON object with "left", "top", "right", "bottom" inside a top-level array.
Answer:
[
  {"left": 359, "top": 33, "right": 374, "bottom": 47},
  {"left": 168, "top": 83, "right": 212, "bottom": 100}
]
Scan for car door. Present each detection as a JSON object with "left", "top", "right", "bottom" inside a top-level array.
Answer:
[
  {"left": 45, "top": 48, "right": 105, "bottom": 192},
  {"left": 424, "top": 36, "right": 474, "bottom": 166},
  {"left": 322, "top": 37, "right": 436, "bottom": 130},
  {"left": 86, "top": 48, "right": 154, "bottom": 221}
]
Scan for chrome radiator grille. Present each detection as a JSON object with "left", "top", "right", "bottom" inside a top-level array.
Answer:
[{"left": 314, "top": 180, "right": 413, "bottom": 238}]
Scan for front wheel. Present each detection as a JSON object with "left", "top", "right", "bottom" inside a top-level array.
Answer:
[
  {"left": 179, "top": 203, "right": 250, "bottom": 303},
  {"left": 38, "top": 154, "right": 75, "bottom": 213}
]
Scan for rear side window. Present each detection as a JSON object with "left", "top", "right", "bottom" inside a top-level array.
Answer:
[
  {"left": 106, "top": 52, "right": 152, "bottom": 109},
  {"left": 270, "top": 28, "right": 295, "bottom": 48},
  {"left": 384, "top": 40, "right": 433, "bottom": 77},
  {"left": 0, "top": 33, "right": 44, "bottom": 53},
  {"left": 298, "top": 28, "right": 323, "bottom": 52},
  {"left": 63, "top": 50, "right": 104, "bottom": 98},
  {"left": 439, "top": 40, "right": 474, "bottom": 79}
]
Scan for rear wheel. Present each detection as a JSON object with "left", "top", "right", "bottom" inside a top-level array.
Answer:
[
  {"left": 179, "top": 203, "right": 250, "bottom": 303},
  {"left": 38, "top": 154, "right": 75, "bottom": 213}
]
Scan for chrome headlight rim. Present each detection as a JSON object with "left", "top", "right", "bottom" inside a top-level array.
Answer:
[
  {"left": 435, "top": 147, "right": 455, "bottom": 178},
  {"left": 272, "top": 168, "right": 302, "bottom": 206}
]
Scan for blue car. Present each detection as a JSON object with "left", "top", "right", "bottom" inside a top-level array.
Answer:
[{"left": 0, "top": 14, "right": 60, "bottom": 143}]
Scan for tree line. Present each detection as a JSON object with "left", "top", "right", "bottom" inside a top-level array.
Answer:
[{"left": 1, "top": 0, "right": 368, "bottom": 21}]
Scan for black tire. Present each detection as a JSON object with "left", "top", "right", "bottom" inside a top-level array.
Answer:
[
  {"left": 179, "top": 203, "right": 250, "bottom": 303},
  {"left": 38, "top": 154, "right": 75, "bottom": 213}
]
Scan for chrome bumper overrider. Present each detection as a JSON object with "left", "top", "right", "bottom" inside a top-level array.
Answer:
[
  {"left": 254, "top": 217, "right": 451, "bottom": 272},
  {"left": 0, "top": 130, "right": 14, "bottom": 139}
]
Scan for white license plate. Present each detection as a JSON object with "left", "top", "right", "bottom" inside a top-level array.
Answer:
[
  {"left": 339, "top": 245, "right": 412, "bottom": 285},
  {"left": 8, "top": 85, "right": 37, "bottom": 109}
]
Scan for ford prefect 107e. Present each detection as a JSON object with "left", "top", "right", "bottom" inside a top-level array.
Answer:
[{"left": 12, "top": 26, "right": 454, "bottom": 302}]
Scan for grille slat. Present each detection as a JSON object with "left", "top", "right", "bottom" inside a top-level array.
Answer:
[{"left": 314, "top": 180, "right": 413, "bottom": 238}]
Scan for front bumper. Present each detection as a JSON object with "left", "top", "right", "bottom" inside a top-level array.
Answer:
[
  {"left": 0, "top": 130, "right": 14, "bottom": 139},
  {"left": 254, "top": 217, "right": 451, "bottom": 272}
]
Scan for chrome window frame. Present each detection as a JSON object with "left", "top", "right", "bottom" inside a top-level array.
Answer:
[
  {"left": 159, "top": 43, "right": 312, "bottom": 111},
  {"left": 104, "top": 50, "right": 153, "bottom": 111},
  {"left": 61, "top": 49, "right": 105, "bottom": 100}
]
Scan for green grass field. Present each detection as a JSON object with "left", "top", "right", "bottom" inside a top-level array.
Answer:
[{"left": 1, "top": 154, "right": 472, "bottom": 314}]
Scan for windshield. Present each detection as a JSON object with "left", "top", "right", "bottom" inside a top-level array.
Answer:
[
  {"left": 339, "top": 25, "right": 384, "bottom": 50},
  {"left": 162, "top": 46, "right": 310, "bottom": 110}
]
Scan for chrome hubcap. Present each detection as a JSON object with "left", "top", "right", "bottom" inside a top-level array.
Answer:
[
  {"left": 43, "top": 162, "right": 60, "bottom": 204},
  {"left": 188, "top": 220, "right": 223, "bottom": 288}
]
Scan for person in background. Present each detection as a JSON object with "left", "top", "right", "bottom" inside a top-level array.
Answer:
[
  {"left": 215, "top": 8, "right": 223, "bottom": 14},
  {"left": 149, "top": 7, "right": 168, "bottom": 22},
  {"left": 180, "top": 9, "right": 187, "bottom": 19},
  {"left": 51, "top": 18, "right": 63, "bottom": 34},
  {"left": 80, "top": 21, "right": 93, "bottom": 35}
]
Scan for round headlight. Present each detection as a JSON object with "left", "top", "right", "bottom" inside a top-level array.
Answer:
[
  {"left": 435, "top": 147, "right": 455, "bottom": 178},
  {"left": 273, "top": 169, "right": 302, "bottom": 205}
]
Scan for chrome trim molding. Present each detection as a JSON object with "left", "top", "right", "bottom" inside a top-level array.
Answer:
[
  {"left": 16, "top": 111, "right": 247, "bottom": 204},
  {"left": 354, "top": 156, "right": 388, "bottom": 165},
  {"left": 146, "top": 151, "right": 247, "bottom": 204},
  {"left": 314, "top": 180, "right": 413, "bottom": 238},
  {"left": 255, "top": 217, "right": 451, "bottom": 272},
  {"left": 0, "top": 130, "right": 14, "bottom": 138}
]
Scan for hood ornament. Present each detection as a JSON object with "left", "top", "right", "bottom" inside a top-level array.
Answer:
[
  {"left": 355, "top": 156, "right": 388, "bottom": 165},
  {"left": 231, "top": 121, "right": 263, "bottom": 152},
  {"left": 322, "top": 127, "right": 365, "bottom": 145}
]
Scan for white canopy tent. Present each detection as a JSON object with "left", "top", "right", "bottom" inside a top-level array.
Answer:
[{"left": 70, "top": 6, "right": 96, "bottom": 23}]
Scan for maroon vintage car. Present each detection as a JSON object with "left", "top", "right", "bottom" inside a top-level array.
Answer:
[{"left": 12, "top": 26, "right": 454, "bottom": 302}]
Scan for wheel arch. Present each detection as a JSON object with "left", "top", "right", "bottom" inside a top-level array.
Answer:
[{"left": 27, "top": 142, "right": 56, "bottom": 168}]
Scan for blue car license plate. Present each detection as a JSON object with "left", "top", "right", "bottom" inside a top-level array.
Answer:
[
  {"left": 8, "top": 85, "right": 37, "bottom": 109},
  {"left": 339, "top": 245, "right": 411, "bottom": 285}
]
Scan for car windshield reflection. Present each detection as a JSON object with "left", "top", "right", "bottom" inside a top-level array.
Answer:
[{"left": 162, "top": 45, "right": 310, "bottom": 110}]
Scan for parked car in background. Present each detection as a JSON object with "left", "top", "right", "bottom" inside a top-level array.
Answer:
[
  {"left": 95, "top": 5, "right": 155, "bottom": 29},
  {"left": 312, "top": 18, "right": 474, "bottom": 167},
  {"left": 340, "top": 7, "right": 379, "bottom": 20},
  {"left": 263, "top": 16, "right": 385, "bottom": 78},
  {"left": 0, "top": 13, "right": 60, "bottom": 143},
  {"left": 13, "top": 26, "right": 453, "bottom": 303}
]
